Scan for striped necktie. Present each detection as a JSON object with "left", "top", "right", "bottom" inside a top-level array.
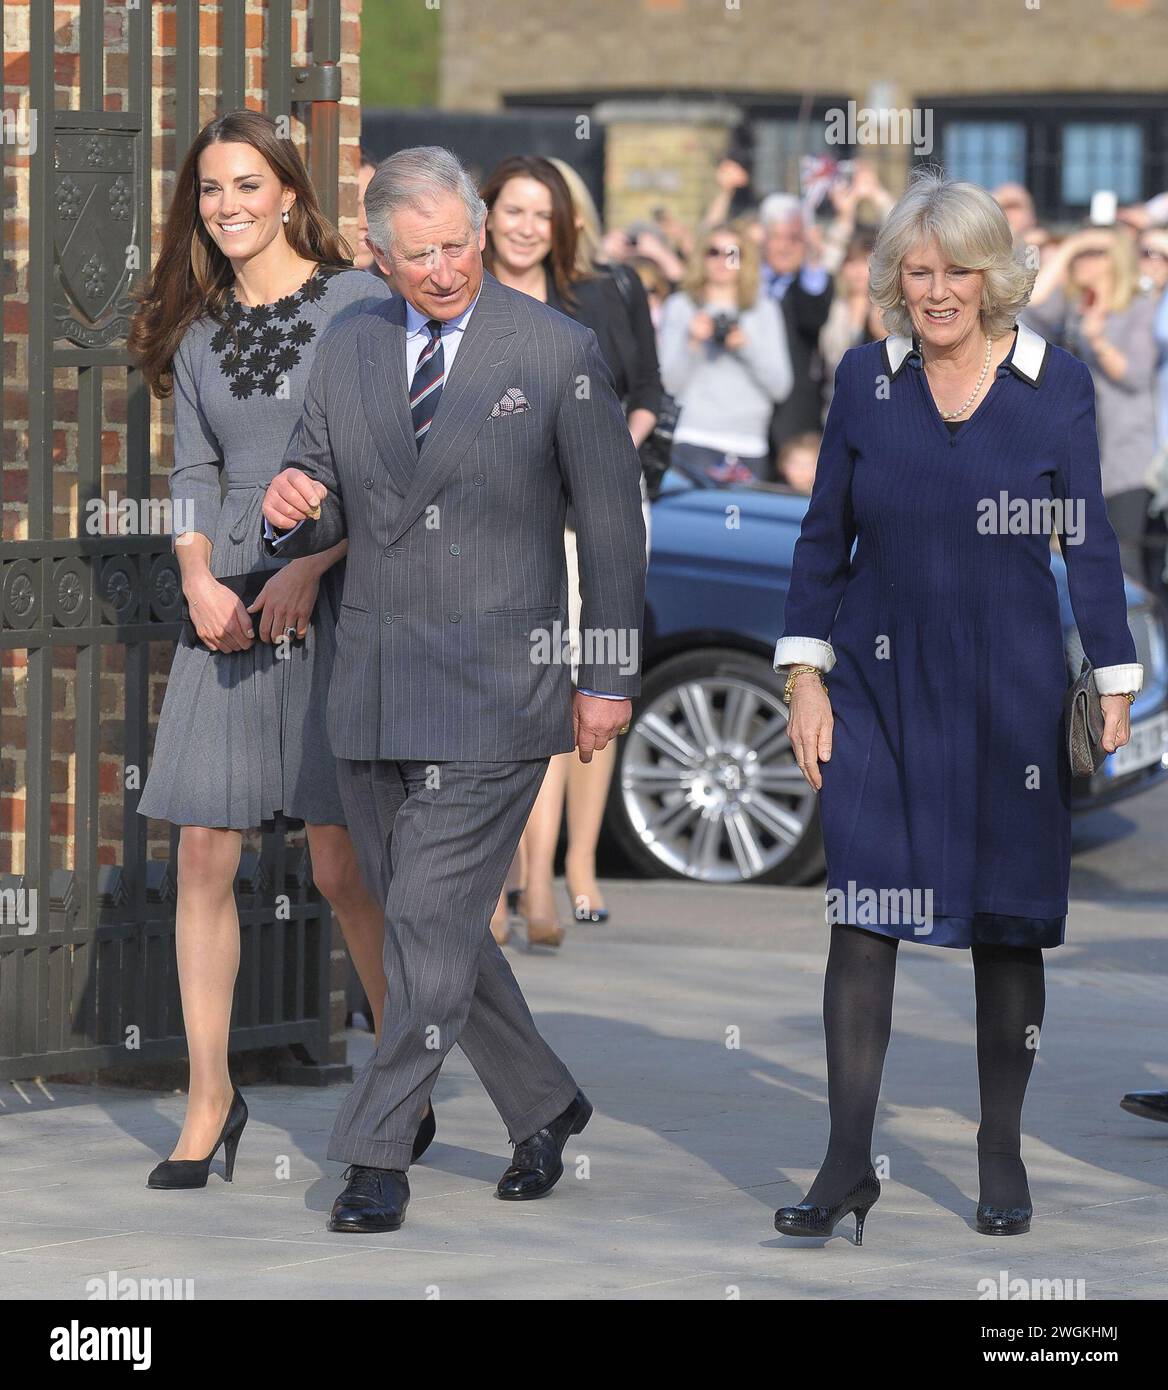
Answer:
[{"left": 409, "top": 317, "right": 445, "bottom": 452}]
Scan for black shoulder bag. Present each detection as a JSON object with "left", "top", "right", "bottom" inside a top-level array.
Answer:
[{"left": 607, "top": 263, "right": 678, "bottom": 499}]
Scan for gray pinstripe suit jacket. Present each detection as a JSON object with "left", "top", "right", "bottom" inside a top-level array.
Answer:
[{"left": 262, "top": 271, "right": 647, "bottom": 762}]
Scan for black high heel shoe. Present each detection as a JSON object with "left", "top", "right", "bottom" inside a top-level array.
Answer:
[
  {"left": 565, "top": 883, "right": 609, "bottom": 924},
  {"left": 976, "top": 1203, "right": 1032, "bottom": 1236},
  {"left": 147, "top": 1087, "right": 248, "bottom": 1189},
  {"left": 411, "top": 1104, "right": 437, "bottom": 1163},
  {"left": 774, "top": 1166, "right": 881, "bottom": 1245}
]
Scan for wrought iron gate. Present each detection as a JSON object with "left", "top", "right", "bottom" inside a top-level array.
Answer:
[{"left": 0, "top": 0, "right": 346, "bottom": 1081}]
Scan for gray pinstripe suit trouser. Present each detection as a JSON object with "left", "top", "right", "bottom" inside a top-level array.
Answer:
[{"left": 325, "top": 755, "right": 579, "bottom": 1170}]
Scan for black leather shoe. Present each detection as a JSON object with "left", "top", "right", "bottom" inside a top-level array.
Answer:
[
  {"left": 328, "top": 1165, "right": 409, "bottom": 1233},
  {"left": 1120, "top": 1089, "right": 1168, "bottom": 1123},
  {"left": 147, "top": 1087, "right": 248, "bottom": 1189},
  {"left": 495, "top": 1090, "right": 593, "bottom": 1201},
  {"left": 976, "top": 1203, "right": 1032, "bottom": 1236},
  {"left": 411, "top": 1104, "right": 437, "bottom": 1163},
  {"left": 774, "top": 1167, "right": 881, "bottom": 1245}
]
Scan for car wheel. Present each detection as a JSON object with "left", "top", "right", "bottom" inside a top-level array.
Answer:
[{"left": 609, "top": 647, "right": 824, "bottom": 885}]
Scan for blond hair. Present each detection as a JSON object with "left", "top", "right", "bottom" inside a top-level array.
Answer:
[
  {"left": 548, "top": 157, "right": 601, "bottom": 275},
  {"left": 681, "top": 220, "right": 760, "bottom": 311},
  {"left": 1067, "top": 230, "right": 1141, "bottom": 315},
  {"left": 869, "top": 167, "right": 1037, "bottom": 338}
]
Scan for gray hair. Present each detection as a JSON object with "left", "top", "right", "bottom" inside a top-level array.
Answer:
[
  {"left": 363, "top": 145, "right": 486, "bottom": 259},
  {"left": 868, "top": 167, "right": 1037, "bottom": 338},
  {"left": 758, "top": 193, "right": 803, "bottom": 229}
]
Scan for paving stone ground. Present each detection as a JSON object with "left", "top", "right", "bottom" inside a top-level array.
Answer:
[{"left": 3, "top": 881, "right": 1166, "bottom": 1300}]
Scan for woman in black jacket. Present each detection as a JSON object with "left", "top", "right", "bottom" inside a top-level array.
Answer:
[{"left": 481, "top": 154, "right": 660, "bottom": 948}]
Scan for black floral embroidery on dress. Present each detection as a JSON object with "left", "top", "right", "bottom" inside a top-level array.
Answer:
[
  {"left": 229, "top": 372, "right": 258, "bottom": 400},
  {"left": 209, "top": 266, "right": 341, "bottom": 400}
]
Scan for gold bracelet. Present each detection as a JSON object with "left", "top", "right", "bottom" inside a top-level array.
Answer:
[{"left": 783, "top": 664, "right": 826, "bottom": 704}]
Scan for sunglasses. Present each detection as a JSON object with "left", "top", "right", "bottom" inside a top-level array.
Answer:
[
  {"left": 705, "top": 245, "right": 739, "bottom": 259},
  {"left": 1139, "top": 248, "right": 1168, "bottom": 261}
]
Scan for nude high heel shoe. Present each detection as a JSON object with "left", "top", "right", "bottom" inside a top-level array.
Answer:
[{"left": 515, "top": 888, "right": 564, "bottom": 951}]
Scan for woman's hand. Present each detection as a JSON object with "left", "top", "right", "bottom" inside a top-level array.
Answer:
[
  {"left": 716, "top": 158, "right": 750, "bottom": 193},
  {"left": 786, "top": 672, "right": 834, "bottom": 790},
  {"left": 247, "top": 559, "right": 322, "bottom": 643},
  {"left": 1100, "top": 694, "right": 1133, "bottom": 754},
  {"left": 723, "top": 323, "right": 748, "bottom": 352},
  {"left": 184, "top": 572, "right": 255, "bottom": 654},
  {"left": 689, "top": 310, "right": 715, "bottom": 345},
  {"left": 1079, "top": 302, "right": 1109, "bottom": 343}
]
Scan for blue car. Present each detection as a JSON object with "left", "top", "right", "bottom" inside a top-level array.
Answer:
[{"left": 606, "top": 470, "right": 1168, "bottom": 885}]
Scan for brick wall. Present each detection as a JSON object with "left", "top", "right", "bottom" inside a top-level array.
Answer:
[
  {"left": 437, "top": 0, "right": 1168, "bottom": 232},
  {"left": 438, "top": 0, "right": 1168, "bottom": 110}
]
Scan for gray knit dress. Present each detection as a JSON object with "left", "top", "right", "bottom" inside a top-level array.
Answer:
[{"left": 137, "top": 266, "right": 392, "bottom": 830}]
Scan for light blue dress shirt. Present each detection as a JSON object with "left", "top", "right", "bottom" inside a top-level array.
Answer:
[{"left": 763, "top": 263, "right": 831, "bottom": 301}]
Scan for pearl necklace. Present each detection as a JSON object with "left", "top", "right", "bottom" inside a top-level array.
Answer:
[{"left": 926, "top": 332, "right": 993, "bottom": 419}]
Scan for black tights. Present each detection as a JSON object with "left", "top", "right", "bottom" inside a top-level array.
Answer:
[{"left": 803, "top": 923, "right": 1045, "bottom": 1211}]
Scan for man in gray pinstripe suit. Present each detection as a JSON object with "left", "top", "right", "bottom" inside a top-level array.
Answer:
[{"left": 261, "top": 147, "right": 646, "bottom": 1232}]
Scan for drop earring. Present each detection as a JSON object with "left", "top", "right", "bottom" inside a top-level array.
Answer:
[{"left": 282, "top": 209, "right": 290, "bottom": 224}]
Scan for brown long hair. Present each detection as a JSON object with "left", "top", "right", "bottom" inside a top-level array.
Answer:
[
  {"left": 480, "top": 155, "right": 586, "bottom": 310},
  {"left": 128, "top": 109, "right": 352, "bottom": 398}
]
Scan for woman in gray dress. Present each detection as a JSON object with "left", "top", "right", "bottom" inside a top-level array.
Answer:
[{"left": 130, "top": 112, "right": 409, "bottom": 1186}]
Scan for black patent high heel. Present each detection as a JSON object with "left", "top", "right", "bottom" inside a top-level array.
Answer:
[
  {"left": 147, "top": 1087, "right": 248, "bottom": 1189},
  {"left": 975, "top": 1203, "right": 1032, "bottom": 1236},
  {"left": 976, "top": 1152, "right": 1032, "bottom": 1234},
  {"left": 564, "top": 882, "right": 609, "bottom": 924},
  {"left": 774, "top": 1166, "right": 881, "bottom": 1245}
]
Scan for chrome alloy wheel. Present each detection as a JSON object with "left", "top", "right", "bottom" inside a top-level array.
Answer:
[{"left": 619, "top": 673, "right": 819, "bottom": 883}]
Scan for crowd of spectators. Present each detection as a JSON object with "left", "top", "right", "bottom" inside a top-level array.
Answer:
[
  {"left": 597, "top": 150, "right": 1168, "bottom": 606},
  {"left": 357, "top": 141, "right": 1168, "bottom": 606}
]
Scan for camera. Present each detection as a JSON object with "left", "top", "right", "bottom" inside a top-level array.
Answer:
[{"left": 711, "top": 312, "right": 738, "bottom": 347}]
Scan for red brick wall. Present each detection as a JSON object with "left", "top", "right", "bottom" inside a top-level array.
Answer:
[{"left": 2, "top": 0, "right": 363, "bottom": 877}]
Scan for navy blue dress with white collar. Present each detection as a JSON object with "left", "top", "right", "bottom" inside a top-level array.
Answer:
[{"left": 774, "top": 324, "right": 1142, "bottom": 948}]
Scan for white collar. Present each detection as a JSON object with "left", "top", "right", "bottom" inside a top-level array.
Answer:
[{"left": 882, "top": 320, "right": 1049, "bottom": 387}]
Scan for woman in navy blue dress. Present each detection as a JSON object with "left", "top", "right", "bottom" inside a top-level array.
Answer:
[{"left": 772, "top": 170, "right": 1143, "bottom": 1243}]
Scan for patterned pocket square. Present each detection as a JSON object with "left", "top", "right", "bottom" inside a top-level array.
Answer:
[{"left": 490, "top": 387, "right": 531, "bottom": 418}]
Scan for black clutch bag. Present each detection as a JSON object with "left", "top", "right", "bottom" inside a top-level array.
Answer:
[
  {"left": 180, "top": 570, "right": 295, "bottom": 644},
  {"left": 1065, "top": 657, "right": 1107, "bottom": 777}
]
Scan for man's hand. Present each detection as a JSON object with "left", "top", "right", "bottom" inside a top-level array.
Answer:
[
  {"left": 262, "top": 467, "right": 328, "bottom": 532},
  {"left": 573, "top": 692, "right": 632, "bottom": 764}
]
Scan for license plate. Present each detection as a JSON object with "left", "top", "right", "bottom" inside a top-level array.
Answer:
[{"left": 1105, "top": 711, "right": 1168, "bottom": 778}]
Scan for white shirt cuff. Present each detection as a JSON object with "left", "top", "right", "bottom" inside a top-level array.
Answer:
[
  {"left": 1094, "top": 663, "right": 1144, "bottom": 695},
  {"left": 262, "top": 516, "right": 305, "bottom": 548},
  {"left": 773, "top": 636, "right": 836, "bottom": 672}
]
